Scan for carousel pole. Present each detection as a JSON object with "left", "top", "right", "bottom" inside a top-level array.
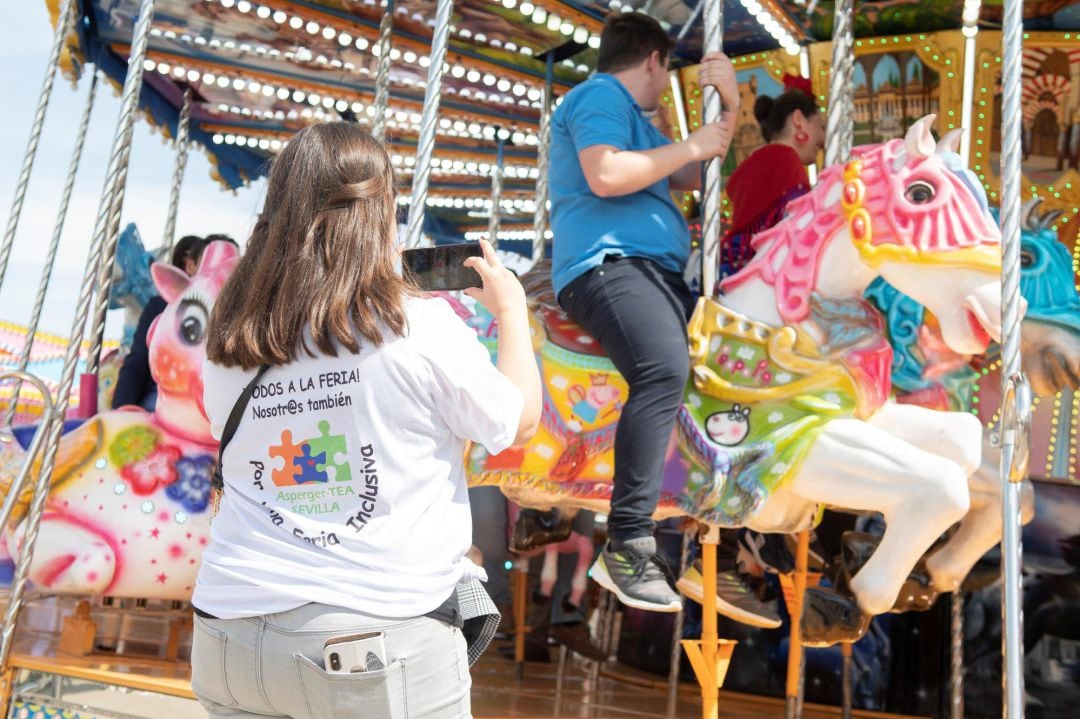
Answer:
[
  {"left": 403, "top": 0, "right": 454, "bottom": 248},
  {"left": 951, "top": 6, "right": 980, "bottom": 710},
  {"left": 697, "top": 0, "right": 723, "bottom": 297},
  {"left": 371, "top": 0, "right": 395, "bottom": 142},
  {"left": 488, "top": 138, "right": 505, "bottom": 248},
  {"left": 17, "top": 0, "right": 156, "bottom": 628},
  {"left": 0, "top": 371, "right": 56, "bottom": 711},
  {"left": 681, "top": 4, "right": 736, "bottom": 719},
  {"left": 841, "top": 643, "right": 853, "bottom": 719},
  {"left": 824, "top": 0, "right": 856, "bottom": 167},
  {"left": 998, "top": 1, "right": 1033, "bottom": 717},
  {"left": 83, "top": 0, "right": 158, "bottom": 406},
  {"left": 666, "top": 529, "right": 693, "bottom": 718},
  {"left": 532, "top": 55, "right": 554, "bottom": 265},
  {"left": 0, "top": 0, "right": 76, "bottom": 293},
  {"left": 785, "top": 529, "right": 810, "bottom": 719},
  {"left": 2, "top": 73, "right": 99, "bottom": 428},
  {"left": 161, "top": 87, "right": 194, "bottom": 252}
]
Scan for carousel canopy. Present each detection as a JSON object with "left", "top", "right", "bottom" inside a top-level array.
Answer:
[{"left": 47, "top": 0, "right": 1080, "bottom": 242}]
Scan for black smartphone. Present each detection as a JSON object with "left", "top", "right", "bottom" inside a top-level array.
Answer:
[{"left": 402, "top": 242, "right": 484, "bottom": 291}]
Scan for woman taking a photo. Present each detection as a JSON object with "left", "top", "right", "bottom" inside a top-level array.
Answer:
[{"left": 191, "top": 122, "right": 541, "bottom": 719}]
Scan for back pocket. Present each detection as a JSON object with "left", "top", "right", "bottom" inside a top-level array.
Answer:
[
  {"left": 294, "top": 654, "right": 407, "bottom": 719},
  {"left": 191, "top": 617, "right": 238, "bottom": 711}
]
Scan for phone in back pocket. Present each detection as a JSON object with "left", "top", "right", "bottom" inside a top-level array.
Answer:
[
  {"left": 401, "top": 242, "right": 484, "bottom": 291},
  {"left": 323, "top": 631, "right": 387, "bottom": 674}
]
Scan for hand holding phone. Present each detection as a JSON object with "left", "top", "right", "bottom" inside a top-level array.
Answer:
[
  {"left": 461, "top": 240, "right": 527, "bottom": 319},
  {"left": 323, "top": 631, "right": 388, "bottom": 674}
]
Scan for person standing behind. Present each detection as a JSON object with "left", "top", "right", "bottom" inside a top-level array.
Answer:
[
  {"left": 550, "top": 12, "right": 739, "bottom": 612},
  {"left": 717, "top": 77, "right": 824, "bottom": 284}
]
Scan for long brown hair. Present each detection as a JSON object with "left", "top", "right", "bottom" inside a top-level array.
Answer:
[{"left": 207, "top": 122, "right": 415, "bottom": 369}]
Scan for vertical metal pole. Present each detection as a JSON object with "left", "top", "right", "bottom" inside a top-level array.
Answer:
[
  {"left": 404, "top": 0, "right": 453, "bottom": 248},
  {"left": 371, "top": 0, "right": 395, "bottom": 142},
  {"left": 959, "top": 2, "right": 982, "bottom": 166},
  {"left": 950, "top": 591, "right": 965, "bottom": 719},
  {"left": 532, "top": 56, "right": 554, "bottom": 265},
  {"left": 162, "top": 87, "right": 193, "bottom": 252},
  {"left": 841, "top": 642, "right": 853, "bottom": 719},
  {"left": 698, "top": 0, "right": 724, "bottom": 297},
  {"left": 29, "top": 0, "right": 156, "bottom": 546},
  {"left": 824, "top": 0, "right": 855, "bottom": 167},
  {"left": 85, "top": 2, "right": 158, "bottom": 380},
  {"left": 0, "top": 0, "right": 77, "bottom": 292},
  {"left": 667, "top": 530, "right": 692, "bottom": 718},
  {"left": 3, "top": 74, "right": 99, "bottom": 428},
  {"left": 998, "top": 2, "right": 1029, "bottom": 716},
  {"left": 785, "top": 530, "right": 810, "bottom": 719},
  {"left": 488, "top": 139, "right": 504, "bottom": 247}
]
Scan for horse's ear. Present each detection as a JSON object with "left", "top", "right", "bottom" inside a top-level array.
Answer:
[
  {"left": 151, "top": 262, "right": 191, "bottom": 304},
  {"left": 905, "top": 114, "right": 937, "bottom": 159},
  {"left": 935, "top": 128, "right": 964, "bottom": 155},
  {"left": 197, "top": 240, "right": 240, "bottom": 275}
]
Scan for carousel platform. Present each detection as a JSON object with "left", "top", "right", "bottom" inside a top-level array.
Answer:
[{"left": 4, "top": 632, "right": 928, "bottom": 719}]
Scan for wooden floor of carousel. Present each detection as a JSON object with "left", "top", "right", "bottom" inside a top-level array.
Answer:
[{"left": 0, "top": 608, "right": 926, "bottom": 719}]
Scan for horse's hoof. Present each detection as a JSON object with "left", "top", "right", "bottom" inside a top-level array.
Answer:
[
  {"left": 800, "top": 586, "right": 871, "bottom": 647},
  {"left": 510, "top": 508, "right": 573, "bottom": 552},
  {"left": 840, "top": 531, "right": 880, "bottom": 580},
  {"left": 960, "top": 561, "right": 999, "bottom": 593},
  {"left": 892, "top": 568, "right": 939, "bottom": 613},
  {"left": 841, "top": 531, "right": 939, "bottom": 613}
]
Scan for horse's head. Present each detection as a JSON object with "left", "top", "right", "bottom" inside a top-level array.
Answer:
[
  {"left": 146, "top": 240, "right": 239, "bottom": 445},
  {"left": 1011, "top": 199, "right": 1080, "bottom": 395},
  {"left": 844, "top": 115, "right": 1007, "bottom": 355}
]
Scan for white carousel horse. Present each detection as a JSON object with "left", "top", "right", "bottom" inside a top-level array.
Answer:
[{"left": 470, "top": 115, "right": 1012, "bottom": 643}]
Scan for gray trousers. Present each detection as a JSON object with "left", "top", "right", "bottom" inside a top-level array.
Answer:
[{"left": 192, "top": 604, "right": 470, "bottom": 719}]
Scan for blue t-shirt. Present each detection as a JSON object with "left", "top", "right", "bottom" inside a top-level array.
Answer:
[{"left": 549, "top": 73, "right": 691, "bottom": 296}]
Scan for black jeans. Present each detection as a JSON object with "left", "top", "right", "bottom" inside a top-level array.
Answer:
[{"left": 559, "top": 257, "right": 695, "bottom": 544}]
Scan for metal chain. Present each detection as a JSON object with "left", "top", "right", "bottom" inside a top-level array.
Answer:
[
  {"left": 0, "top": 0, "right": 77, "bottom": 293},
  {"left": 404, "top": 0, "right": 454, "bottom": 249},
  {"left": 371, "top": 0, "right": 395, "bottom": 142},
  {"left": 698, "top": 0, "right": 724, "bottom": 296},
  {"left": 162, "top": 87, "right": 194, "bottom": 252},
  {"left": 3, "top": 73, "right": 99, "bottom": 428},
  {"left": 825, "top": 0, "right": 855, "bottom": 167},
  {"left": 998, "top": 1, "right": 1028, "bottom": 716}
]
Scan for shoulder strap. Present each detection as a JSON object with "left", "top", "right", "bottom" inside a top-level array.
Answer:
[{"left": 211, "top": 365, "right": 270, "bottom": 492}]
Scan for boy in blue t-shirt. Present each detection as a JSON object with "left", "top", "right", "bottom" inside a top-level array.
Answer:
[{"left": 550, "top": 13, "right": 750, "bottom": 615}]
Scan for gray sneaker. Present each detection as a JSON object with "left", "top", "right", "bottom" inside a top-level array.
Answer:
[
  {"left": 590, "top": 537, "right": 683, "bottom": 613},
  {"left": 676, "top": 559, "right": 782, "bottom": 629}
]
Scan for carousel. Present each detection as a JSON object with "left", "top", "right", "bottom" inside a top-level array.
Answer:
[{"left": 0, "top": 1, "right": 1078, "bottom": 718}]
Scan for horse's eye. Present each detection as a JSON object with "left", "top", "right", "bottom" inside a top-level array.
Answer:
[
  {"left": 178, "top": 302, "right": 208, "bottom": 346},
  {"left": 904, "top": 181, "right": 935, "bottom": 204},
  {"left": 1020, "top": 249, "right": 1036, "bottom": 268}
]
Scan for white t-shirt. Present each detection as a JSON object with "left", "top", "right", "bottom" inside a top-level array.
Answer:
[{"left": 192, "top": 297, "right": 522, "bottom": 619}]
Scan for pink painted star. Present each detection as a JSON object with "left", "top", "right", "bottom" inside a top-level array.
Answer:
[{"left": 155, "top": 573, "right": 167, "bottom": 584}]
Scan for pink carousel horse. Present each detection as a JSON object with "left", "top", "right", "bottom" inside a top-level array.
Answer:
[
  {"left": 0, "top": 241, "right": 238, "bottom": 599},
  {"left": 469, "top": 116, "right": 1012, "bottom": 643}
]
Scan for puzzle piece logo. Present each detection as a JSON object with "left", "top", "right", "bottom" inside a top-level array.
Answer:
[
  {"left": 307, "top": 420, "right": 352, "bottom": 483},
  {"left": 268, "top": 424, "right": 352, "bottom": 487},
  {"left": 293, "top": 444, "right": 329, "bottom": 484}
]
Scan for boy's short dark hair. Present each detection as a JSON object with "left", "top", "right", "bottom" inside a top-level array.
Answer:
[
  {"left": 596, "top": 13, "right": 675, "bottom": 74},
  {"left": 205, "top": 233, "right": 239, "bottom": 248}
]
